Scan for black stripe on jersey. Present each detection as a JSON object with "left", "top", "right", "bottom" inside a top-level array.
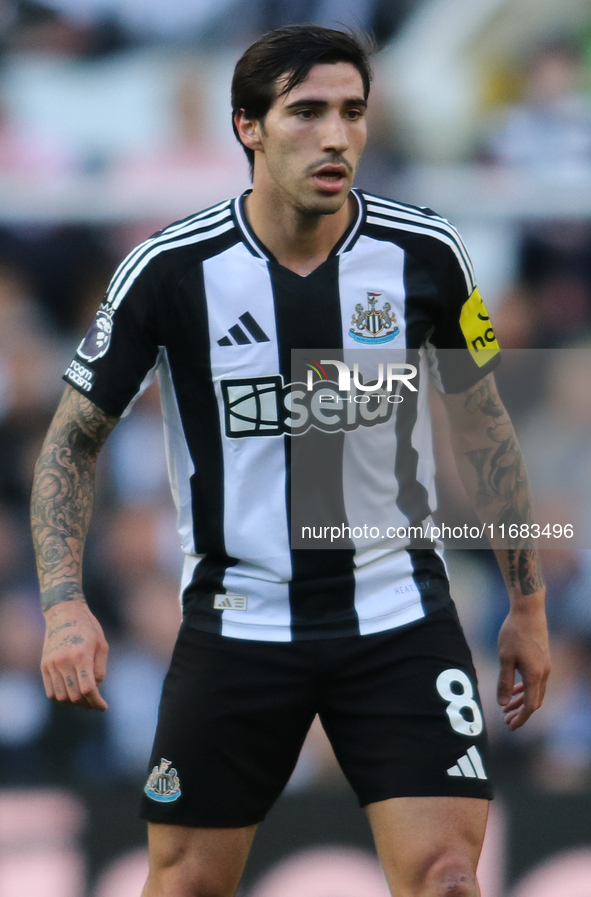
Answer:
[
  {"left": 393, "top": 347, "right": 430, "bottom": 526},
  {"left": 166, "top": 256, "right": 239, "bottom": 635},
  {"left": 365, "top": 207, "right": 475, "bottom": 293},
  {"left": 270, "top": 258, "right": 358, "bottom": 640},
  {"left": 407, "top": 548, "right": 451, "bottom": 614},
  {"left": 398, "top": 252, "right": 451, "bottom": 613}
]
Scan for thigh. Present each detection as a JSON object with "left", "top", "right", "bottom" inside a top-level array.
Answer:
[
  {"left": 367, "top": 796, "right": 488, "bottom": 896},
  {"left": 319, "top": 608, "right": 493, "bottom": 806},
  {"left": 142, "top": 821, "right": 257, "bottom": 897},
  {"left": 139, "top": 626, "right": 316, "bottom": 828}
]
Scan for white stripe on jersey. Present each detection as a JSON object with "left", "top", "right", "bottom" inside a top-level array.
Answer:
[
  {"left": 337, "top": 235, "right": 435, "bottom": 625},
  {"left": 411, "top": 350, "right": 439, "bottom": 512},
  {"left": 179, "top": 554, "right": 199, "bottom": 610},
  {"left": 158, "top": 348, "right": 197, "bottom": 555},
  {"left": 203, "top": 240, "right": 293, "bottom": 637},
  {"left": 108, "top": 219, "right": 235, "bottom": 311},
  {"left": 219, "top": 565, "right": 292, "bottom": 641},
  {"left": 364, "top": 195, "right": 476, "bottom": 291},
  {"left": 106, "top": 205, "right": 233, "bottom": 309},
  {"left": 366, "top": 213, "right": 475, "bottom": 294}
]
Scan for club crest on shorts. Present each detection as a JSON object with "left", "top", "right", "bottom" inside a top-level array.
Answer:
[
  {"left": 77, "top": 305, "right": 114, "bottom": 362},
  {"left": 349, "top": 292, "right": 400, "bottom": 344},
  {"left": 144, "top": 758, "right": 181, "bottom": 802}
]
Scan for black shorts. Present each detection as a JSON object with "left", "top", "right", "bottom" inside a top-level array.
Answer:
[{"left": 139, "top": 606, "right": 493, "bottom": 828}]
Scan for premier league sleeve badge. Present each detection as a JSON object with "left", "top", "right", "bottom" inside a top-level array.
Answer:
[{"left": 76, "top": 305, "right": 115, "bottom": 362}]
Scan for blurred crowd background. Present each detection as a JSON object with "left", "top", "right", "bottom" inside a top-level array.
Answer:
[{"left": 2, "top": 0, "right": 591, "bottom": 895}]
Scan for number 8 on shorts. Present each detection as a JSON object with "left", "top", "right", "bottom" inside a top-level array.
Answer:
[{"left": 436, "top": 669, "right": 484, "bottom": 737}]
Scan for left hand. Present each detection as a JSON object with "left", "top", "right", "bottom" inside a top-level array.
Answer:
[{"left": 496, "top": 596, "right": 551, "bottom": 730}]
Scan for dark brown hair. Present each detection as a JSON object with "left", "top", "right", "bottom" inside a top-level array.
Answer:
[{"left": 231, "top": 24, "right": 373, "bottom": 173}]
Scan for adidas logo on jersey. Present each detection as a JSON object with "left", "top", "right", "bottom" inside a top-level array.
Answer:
[
  {"left": 447, "top": 746, "right": 487, "bottom": 780},
  {"left": 217, "top": 312, "right": 270, "bottom": 347},
  {"left": 214, "top": 593, "right": 248, "bottom": 610}
]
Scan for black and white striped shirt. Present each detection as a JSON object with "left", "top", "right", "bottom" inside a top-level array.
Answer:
[{"left": 64, "top": 190, "right": 500, "bottom": 642}]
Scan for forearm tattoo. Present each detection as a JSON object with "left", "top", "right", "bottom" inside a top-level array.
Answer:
[
  {"left": 31, "top": 387, "right": 118, "bottom": 611},
  {"left": 463, "top": 376, "right": 544, "bottom": 595},
  {"left": 509, "top": 548, "right": 544, "bottom": 597}
]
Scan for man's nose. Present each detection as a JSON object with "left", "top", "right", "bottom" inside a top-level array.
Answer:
[{"left": 319, "top": 112, "right": 349, "bottom": 153}]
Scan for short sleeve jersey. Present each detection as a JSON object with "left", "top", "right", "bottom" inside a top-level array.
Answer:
[{"left": 64, "top": 190, "right": 500, "bottom": 642}]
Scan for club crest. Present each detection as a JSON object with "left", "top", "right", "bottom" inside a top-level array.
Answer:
[
  {"left": 144, "top": 758, "right": 181, "bottom": 802},
  {"left": 77, "top": 305, "right": 114, "bottom": 362},
  {"left": 349, "top": 292, "right": 399, "bottom": 344}
]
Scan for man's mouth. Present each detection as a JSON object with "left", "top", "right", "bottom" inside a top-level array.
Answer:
[{"left": 312, "top": 165, "right": 349, "bottom": 192}]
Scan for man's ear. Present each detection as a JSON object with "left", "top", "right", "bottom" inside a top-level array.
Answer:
[{"left": 234, "top": 110, "right": 264, "bottom": 153}]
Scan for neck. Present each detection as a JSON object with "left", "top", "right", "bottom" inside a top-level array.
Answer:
[{"left": 244, "top": 185, "right": 355, "bottom": 277}]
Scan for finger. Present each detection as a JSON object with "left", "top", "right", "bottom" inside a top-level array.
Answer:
[
  {"left": 521, "top": 674, "right": 543, "bottom": 715},
  {"left": 502, "top": 693, "right": 524, "bottom": 713},
  {"left": 48, "top": 655, "right": 95, "bottom": 707},
  {"left": 41, "top": 665, "right": 55, "bottom": 700},
  {"left": 504, "top": 714, "right": 519, "bottom": 728},
  {"left": 52, "top": 667, "right": 106, "bottom": 710},
  {"left": 60, "top": 665, "right": 83, "bottom": 703},
  {"left": 94, "top": 639, "right": 108, "bottom": 685},
  {"left": 77, "top": 667, "right": 108, "bottom": 711},
  {"left": 77, "top": 691, "right": 107, "bottom": 711},
  {"left": 506, "top": 708, "right": 530, "bottom": 730},
  {"left": 538, "top": 666, "right": 551, "bottom": 705},
  {"left": 502, "top": 683, "right": 524, "bottom": 709},
  {"left": 49, "top": 669, "right": 70, "bottom": 703},
  {"left": 80, "top": 686, "right": 108, "bottom": 711},
  {"left": 497, "top": 659, "right": 515, "bottom": 706},
  {"left": 504, "top": 706, "right": 523, "bottom": 723}
]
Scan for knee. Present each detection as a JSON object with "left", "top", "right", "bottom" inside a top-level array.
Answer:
[
  {"left": 144, "top": 863, "right": 236, "bottom": 897},
  {"left": 421, "top": 854, "right": 478, "bottom": 897}
]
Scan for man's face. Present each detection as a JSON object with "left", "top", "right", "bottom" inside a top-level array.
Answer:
[{"left": 254, "top": 62, "right": 367, "bottom": 215}]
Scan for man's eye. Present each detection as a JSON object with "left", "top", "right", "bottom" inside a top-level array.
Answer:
[
  {"left": 346, "top": 109, "right": 363, "bottom": 120},
  {"left": 297, "top": 109, "right": 315, "bottom": 119}
]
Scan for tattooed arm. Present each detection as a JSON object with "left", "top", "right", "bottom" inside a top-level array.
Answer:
[
  {"left": 31, "top": 385, "right": 119, "bottom": 710},
  {"left": 440, "top": 372, "right": 550, "bottom": 730}
]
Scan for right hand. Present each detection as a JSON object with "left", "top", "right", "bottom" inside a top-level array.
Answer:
[{"left": 41, "top": 598, "right": 109, "bottom": 711}]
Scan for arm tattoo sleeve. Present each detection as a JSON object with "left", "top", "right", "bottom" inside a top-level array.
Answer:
[
  {"left": 463, "top": 375, "right": 530, "bottom": 528},
  {"left": 462, "top": 375, "right": 544, "bottom": 595},
  {"left": 31, "top": 387, "right": 118, "bottom": 611}
]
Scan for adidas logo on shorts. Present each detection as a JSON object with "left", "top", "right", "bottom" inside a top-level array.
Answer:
[{"left": 447, "top": 746, "right": 488, "bottom": 780}]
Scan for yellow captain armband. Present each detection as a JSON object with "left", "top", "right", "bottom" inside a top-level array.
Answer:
[{"left": 459, "top": 288, "right": 500, "bottom": 367}]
